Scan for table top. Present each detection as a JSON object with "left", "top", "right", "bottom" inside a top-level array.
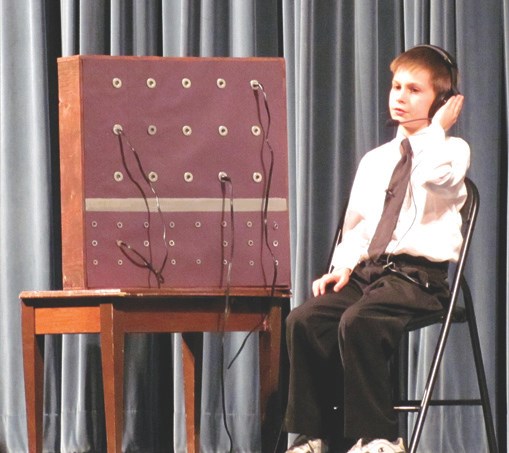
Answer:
[{"left": 20, "top": 286, "right": 292, "bottom": 300}]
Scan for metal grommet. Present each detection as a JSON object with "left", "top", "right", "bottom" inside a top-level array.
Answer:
[
  {"left": 273, "top": 240, "right": 279, "bottom": 247},
  {"left": 184, "top": 172, "right": 194, "bottom": 182},
  {"left": 251, "top": 125, "right": 261, "bottom": 136},
  {"left": 148, "top": 171, "right": 158, "bottom": 182},
  {"left": 273, "top": 221, "right": 279, "bottom": 230},
  {"left": 196, "top": 259, "right": 202, "bottom": 265},
  {"left": 114, "top": 171, "right": 124, "bottom": 182},
  {"left": 91, "top": 221, "right": 98, "bottom": 228},
  {"left": 182, "top": 78, "right": 192, "bottom": 88},
  {"left": 250, "top": 80, "right": 260, "bottom": 90},
  {"left": 169, "top": 221, "right": 175, "bottom": 228},
  {"left": 218, "top": 125, "right": 228, "bottom": 136},
  {"left": 249, "top": 260, "right": 255, "bottom": 266},
  {"left": 144, "top": 221, "right": 150, "bottom": 228},
  {"left": 113, "top": 124, "right": 123, "bottom": 135},
  {"left": 221, "top": 221, "right": 227, "bottom": 228},
  {"left": 217, "top": 78, "right": 226, "bottom": 88},
  {"left": 182, "top": 125, "right": 192, "bottom": 136},
  {"left": 147, "top": 78, "right": 156, "bottom": 88},
  {"left": 195, "top": 221, "right": 202, "bottom": 228},
  {"left": 223, "top": 259, "right": 228, "bottom": 265},
  {"left": 147, "top": 125, "right": 157, "bottom": 135},
  {"left": 223, "top": 241, "right": 229, "bottom": 247},
  {"left": 246, "top": 221, "right": 253, "bottom": 228},
  {"left": 171, "top": 259, "right": 177, "bottom": 265},
  {"left": 144, "top": 240, "right": 150, "bottom": 247},
  {"left": 169, "top": 240, "right": 175, "bottom": 247},
  {"left": 93, "top": 259, "right": 99, "bottom": 265},
  {"left": 248, "top": 240, "right": 254, "bottom": 247},
  {"left": 117, "top": 222, "right": 123, "bottom": 229},
  {"left": 118, "top": 259, "right": 123, "bottom": 266},
  {"left": 91, "top": 240, "right": 98, "bottom": 247},
  {"left": 253, "top": 172, "right": 263, "bottom": 183},
  {"left": 112, "top": 78, "right": 122, "bottom": 88}
]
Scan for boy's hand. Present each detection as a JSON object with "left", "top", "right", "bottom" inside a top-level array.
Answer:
[
  {"left": 312, "top": 268, "right": 351, "bottom": 297},
  {"left": 433, "top": 94, "right": 464, "bottom": 131}
]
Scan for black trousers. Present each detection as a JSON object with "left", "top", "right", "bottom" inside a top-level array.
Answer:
[{"left": 283, "top": 255, "right": 450, "bottom": 442}]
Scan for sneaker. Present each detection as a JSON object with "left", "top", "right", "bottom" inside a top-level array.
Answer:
[
  {"left": 346, "top": 438, "right": 366, "bottom": 453},
  {"left": 286, "top": 434, "right": 328, "bottom": 453},
  {"left": 361, "top": 437, "right": 406, "bottom": 453}
]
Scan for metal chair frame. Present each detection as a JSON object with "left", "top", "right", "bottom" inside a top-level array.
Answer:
[{"left": 327, "top": 177, "right": 498, "bottom": 452}]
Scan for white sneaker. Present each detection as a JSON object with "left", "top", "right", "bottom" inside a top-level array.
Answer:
[
  {"left": 346, "top": 438, "right": 365, "bottom": 453},
  {"left": 286, "top": 435, "right": 328, "bottom": 453},
  {"left": 361, "top": 437, "right": 406, "bottom": 453}
]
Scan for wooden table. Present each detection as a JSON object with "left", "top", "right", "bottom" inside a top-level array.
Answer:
[{"left": 20, "top": 287, "right": 290, "bottom": 453}]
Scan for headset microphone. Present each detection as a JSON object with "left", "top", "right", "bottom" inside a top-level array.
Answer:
[
  {"left": 385, "top": 119, "right": 400, "bottom": 127},
  {"left": 385, "top": 117, "right": 431, "bottom": 127}
]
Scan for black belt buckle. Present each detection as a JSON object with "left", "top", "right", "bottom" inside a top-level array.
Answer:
[{"left": 383, "top": 260, "right": 430, "bottom": 289}]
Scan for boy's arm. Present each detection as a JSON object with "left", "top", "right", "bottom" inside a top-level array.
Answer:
[{"left": 412, "top": 96, "right": 470, "bottom": 194}]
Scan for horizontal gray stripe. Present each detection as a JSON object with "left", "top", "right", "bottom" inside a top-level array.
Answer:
[{"left": 85, "top": 197, "right": 288, "bottom": 212}]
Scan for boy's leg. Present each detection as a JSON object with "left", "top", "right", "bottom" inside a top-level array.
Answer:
[
  {"left": 339, "top": 272, "right": 445, "bottom": 441},
  {"left": 284, "top": 283, "right": 362, "bottom": 438}
]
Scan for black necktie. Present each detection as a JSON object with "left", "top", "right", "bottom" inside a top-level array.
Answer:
[{"left": 368, "top": 138, "right": 413, "bottom": 261}]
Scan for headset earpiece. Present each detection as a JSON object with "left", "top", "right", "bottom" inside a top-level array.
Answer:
[{"left": 429, "top": 86, "right": 459, "bottom": 117}]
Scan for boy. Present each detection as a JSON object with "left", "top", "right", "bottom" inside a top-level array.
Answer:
[{"left": 284, "top": 45, "right": 469, "bottom": 453}]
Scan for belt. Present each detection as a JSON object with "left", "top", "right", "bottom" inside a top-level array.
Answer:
[{"left": 376, "top": 254, "right": 449, "bottom": 271}]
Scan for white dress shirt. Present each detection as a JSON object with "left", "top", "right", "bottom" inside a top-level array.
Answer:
[{"left": 330, "top": 122, "right": 471, "bottom": 272}]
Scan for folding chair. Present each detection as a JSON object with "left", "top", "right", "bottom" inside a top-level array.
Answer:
[{"left": 327, "top": 177, "right": 498, "bottom": 452}]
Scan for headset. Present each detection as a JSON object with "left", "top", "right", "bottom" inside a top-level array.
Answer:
[{"left": 412, "top": 44, "right": 459, "bottom": 117}]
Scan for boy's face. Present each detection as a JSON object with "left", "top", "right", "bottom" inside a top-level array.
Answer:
[{"left": 389, "top": 66, "right": 436, "bottom": 135}]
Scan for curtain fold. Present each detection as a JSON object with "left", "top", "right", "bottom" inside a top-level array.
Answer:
[
  {"left": 0, "top": 1, "right": 505, "bottom": 452},
  {"left": 0, "top": 1, "right": 56, "bottom": 452}
]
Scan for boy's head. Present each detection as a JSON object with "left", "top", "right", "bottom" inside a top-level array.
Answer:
[{"left": 390, "top": 45, "right": 459, "bottom": 117}]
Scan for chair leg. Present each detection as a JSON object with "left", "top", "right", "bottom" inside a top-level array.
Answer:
[
  {"left": 395, "top": 334, "right": 409, "bottom": 440},
  {"left": 408, "top": 321, "right": 456, "bottom": 453},
  {"left": 461, "top": 278, "right": 499, "bottom": 453}
]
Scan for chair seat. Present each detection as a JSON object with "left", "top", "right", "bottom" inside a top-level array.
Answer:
[{"left": 405, "top": 306, "right": 466, "bottom": 331}]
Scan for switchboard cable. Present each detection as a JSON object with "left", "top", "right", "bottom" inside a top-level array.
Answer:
[
  {"left": 219, "top": 173, "right": 235, "bottom": 452},
  {"left": 219, "top": 173, "right": 235, "bottom": 323},
  {"left": 115, "top": 128, "right": 169, "bottom": 287},
  {"left": 227, "top": 81, "right": 285, "bottom": 453},
  {"left": 227, "top": 80, "right": 279, "bottom": 371},
  {"left": 256, "top": 81, "right": 279, "bottom": 295}
]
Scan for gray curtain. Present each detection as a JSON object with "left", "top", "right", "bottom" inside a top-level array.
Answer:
[{"left": 0, "top": 0, "right": 505, "bottom": 452}]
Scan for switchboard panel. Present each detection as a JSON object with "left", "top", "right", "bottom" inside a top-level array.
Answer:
[{"left": 58, "top": 55, "right": 290, "bottom": 290}]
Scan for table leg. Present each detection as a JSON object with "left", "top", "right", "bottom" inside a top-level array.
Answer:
[
  {"left": 100, "top": 302, "right": 125, "bottom": 453},
  {"left": 182, "top": 332, "right": 203, "bottom": 453},
  {"left": 259, "top": 302, "right": 283, "bottom": 452},
  {"left": 21, "top": 302, "right": 44, "bottom": 453}
]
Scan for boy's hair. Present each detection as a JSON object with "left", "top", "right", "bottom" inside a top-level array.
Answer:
[{"left": 390, "top": 45, "right": 459, "bottom": 117}]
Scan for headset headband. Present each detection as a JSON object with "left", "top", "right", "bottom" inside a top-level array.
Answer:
[{"left": 413, "top": 44, "right": 457, "bottom": 70}]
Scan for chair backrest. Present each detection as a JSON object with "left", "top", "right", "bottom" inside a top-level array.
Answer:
[
  {"left": 440, "top": 176, "right": 479, "bottom": 321},
  {"left": 326, "top": 201, "right": 349, "bottom": 274},
  {"left": 402, "top": 177, "right": 478, "bottom": 330}
]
